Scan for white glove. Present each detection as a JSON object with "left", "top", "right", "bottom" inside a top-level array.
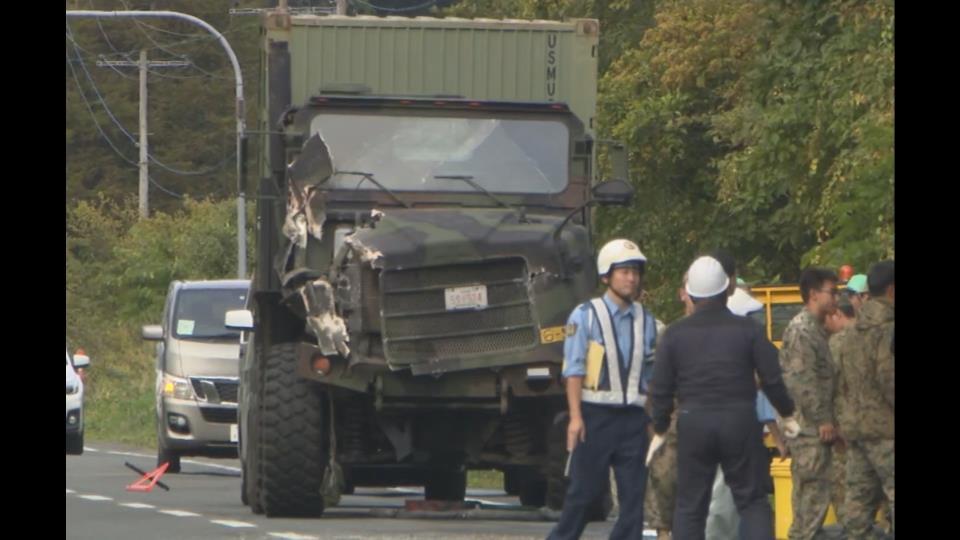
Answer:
[
  {"left": 645, "top": 434, "right": 666, "bottom": 466},
  {"left": 780, "top": 416, "right": 801, "bottom": 439}
]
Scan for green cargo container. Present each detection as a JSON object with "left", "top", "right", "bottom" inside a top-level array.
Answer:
[{"left": 274, "top": 15, "right": 599, "bottom": 134}]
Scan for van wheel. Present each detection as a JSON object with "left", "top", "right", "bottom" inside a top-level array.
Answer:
[
  {"left": 158, "top": 442, "right": 181, "bottom": 473},
  {"left": 66, "top": 430, "right": 84, "bottom": 455}
]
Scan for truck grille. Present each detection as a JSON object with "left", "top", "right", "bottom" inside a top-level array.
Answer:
[
  {"left": 380, "top": 258, "right": 538, "bottom": 364},
  {"left": 199, "top": 406, "right": 238, "bottom": 424},
  {"left": 190, "top": 378, "right": 239, "bottom": 404}
]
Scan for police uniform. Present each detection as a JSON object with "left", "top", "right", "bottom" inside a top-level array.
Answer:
[{"left": 547, "top": 293, "right": 658, "bottom": 540}]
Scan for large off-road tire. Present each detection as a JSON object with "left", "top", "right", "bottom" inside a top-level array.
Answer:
[
  {"left": 240, "top": 336, "right": 264, "bottom": 514},
  {"left": 259, "top": 343, "right": 328, "bottom": 517}
]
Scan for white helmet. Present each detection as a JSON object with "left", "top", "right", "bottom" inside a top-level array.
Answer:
[
  {"left": 685, "top": 256, "right": 730, "bottom": 298},
  {"left": 727, "top": 287, "right": 763, "bottom": 316},
  {"left": 597, "top": 239, "right": 647, "bottom": 276}
]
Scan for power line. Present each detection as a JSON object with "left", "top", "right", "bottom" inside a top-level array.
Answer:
[
  {"left": 89, "top": 0, "right": 139, "bottom": 57},
  {"left": 149, "top": 175, "right": 184, "bottom": 199},
  {"left": 66, "top": 43, "right": 139, "bottom": 167},
  {"left": 230, "top": 6, "right": 337, "bottom": 16},
  {"left": 143, "top": 66, "right": 225, "bottom": 80},
  {"left": 66, "top": 25, "right": 140, "bottom": 146},
  {"left": 131, "top": 18, "right": 209, "bottom": 39},
  {"left": 130, "top": 19, "right": 236, "bottom": 81},
  {"left": 68, "top": 24, "right": 234, "bottom": 177},
  {"left": 150, "top": 152, "right": 238, "bottom": 177}
]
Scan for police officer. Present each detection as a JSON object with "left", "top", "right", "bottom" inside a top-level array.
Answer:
[
  {"left": 649, "top": 256, "right": 800, "bottom": 540},
  {"left": 547, "top": 239, "right": 658, "bottom": 540}
]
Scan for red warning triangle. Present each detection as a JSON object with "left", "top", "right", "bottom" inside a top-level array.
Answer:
[{"left": 125, "top": 461, "right": 171, "bottom": 492}]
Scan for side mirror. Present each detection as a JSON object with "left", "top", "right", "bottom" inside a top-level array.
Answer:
[
  {"left": 142, "top": 325, "right": 163, "bottom": 341},
  {"left": 597, "top": 140, "right": 630, "bottom": 184},
  {"left": 72, "top": 354, "right": 90, "bottom": 369},
  {"left": 225, "top": 309, "right": 254, "bottom": 331},
  {"left": 591, "top": 179, "right": 634, "bottom": 206}
]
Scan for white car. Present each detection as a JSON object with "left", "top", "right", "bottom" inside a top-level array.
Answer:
[{"left": 66, "top": 348, "right": 90, "bottom": 455}]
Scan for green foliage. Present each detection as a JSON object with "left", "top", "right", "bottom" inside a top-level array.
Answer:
[
  {"left": 67, "top": 196, "right": 253, "bottom": 445},
  {"left": 597, "top": 0, "right": 892, "bottom": 318}
]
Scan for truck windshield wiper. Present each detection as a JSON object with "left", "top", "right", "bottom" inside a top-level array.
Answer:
[
  {"left": 327, "top": 170, "right": 411, "bottom": 208},
  {"left": 433, "top": 175, "right": 513, "bottom": 210}
]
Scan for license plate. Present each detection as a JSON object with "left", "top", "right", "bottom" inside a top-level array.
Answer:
[
  {"left": 230, "top": 424, "right": 239, "bottom": 443},
  {"left": 444, "top": 285, "right": 488, "bottom": 311}
]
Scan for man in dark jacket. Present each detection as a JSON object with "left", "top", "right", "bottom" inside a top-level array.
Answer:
[{"left": 649, "top": 256, "right": 799, "bottom": 540}]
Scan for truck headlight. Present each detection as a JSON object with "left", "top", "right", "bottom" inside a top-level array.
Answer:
[{"left": 162, "top": 374, "right": 196, "bottom": 401}]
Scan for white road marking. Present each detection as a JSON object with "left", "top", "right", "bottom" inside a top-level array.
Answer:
[
  {"left": 158, "top": 509, "right": 202, "bottom": 517},
  {"left": 119, "top": 503, "right": 156, "bottom": 509},
  {"left": 210, "top": 519, "right": 256, "bottom": 528},
  {"left": 107, "top": 450, "right": 153, "bottom": 458},
  {"left": 84, "top": 446, "right": 99, "bottom": 452},
  {"left": 268, "top": 533, "right": 319, "bottom": 540},
  {"left": 181, "top": 458, "right": 241, "bottom": 473},
  {"left": 78, "top": 494, "right": 113, "bottom": 501},
  {"left": 66, "top": 489, "right": 75, "bottom": 494}
]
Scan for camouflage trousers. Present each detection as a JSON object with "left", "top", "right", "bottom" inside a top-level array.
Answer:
[
  {"left": 844, "top": 439, "right": 894, "bottom": 540},
  {"left": 787, "top": 438, "right": 833, "bottom": 540},
  {"left": 831, "top": 445, "right": 846, "bottom": 526},
  {"left": 644, "top": 428, "right": 678, "bottom": 530}
]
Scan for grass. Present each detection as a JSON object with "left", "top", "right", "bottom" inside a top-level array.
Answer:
[
  {"left": 81, "top": 326, "right": 158, "bottom": 449},
  {"left": 468, "top": 469, "right": 504, "bottom": 489}
]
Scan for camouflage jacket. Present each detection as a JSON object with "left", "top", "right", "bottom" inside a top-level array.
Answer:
[
  {"left": 780, "top": 309, "right": 834, "bottom": 438},
  {"left": 835, "top": 297, "right": 894, "bottom": 440},
  {"left": 829, "top": 328, "right": 855, "bottom": 434}
]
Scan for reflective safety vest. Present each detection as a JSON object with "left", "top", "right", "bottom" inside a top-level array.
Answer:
[{"left": 580, "top": 297, "right": 656, "bottom": 407}]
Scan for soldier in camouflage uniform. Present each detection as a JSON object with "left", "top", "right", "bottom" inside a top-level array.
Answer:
[
  {"left": 825, "top": 293, "right": 858, "bottom": 527},
  {"left": 645, "top": 403, "right": 678, "bottom": 539},
  {"left": 779, "top": 268, "right": 839, "bottom": 540},
  {"left": 835, "top": 261, "right": 894, "bottom": 539}
]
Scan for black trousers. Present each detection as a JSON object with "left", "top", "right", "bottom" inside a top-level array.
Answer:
[
  {"left": 547, "top": 403, "right": 650, "bottom": 540},
  {"left": 673, "top": 405, "right": 774, "bottom": 540}
]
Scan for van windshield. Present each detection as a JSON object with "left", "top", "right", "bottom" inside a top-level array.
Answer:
[{"left": 173, "top": 288, "right": 248, "bottom": 341}]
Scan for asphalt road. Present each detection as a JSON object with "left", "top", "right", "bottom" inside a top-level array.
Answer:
[{"left": 67, "top": 441, "right": 654, "bottom": 539}]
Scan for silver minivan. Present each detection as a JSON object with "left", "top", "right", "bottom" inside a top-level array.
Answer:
[{"left": 142, "top": 280, "right": 250, "bottom": 472}]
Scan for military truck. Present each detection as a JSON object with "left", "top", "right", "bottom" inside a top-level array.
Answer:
[{"left": 231, "top": 11, "right": 633, "bottom": 517}]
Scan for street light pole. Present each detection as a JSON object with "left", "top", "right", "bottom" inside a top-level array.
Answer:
[{"left": 67, "top": 10, "right": 248, "bottom": 278}]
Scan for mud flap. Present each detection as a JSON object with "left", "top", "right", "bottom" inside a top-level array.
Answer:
[{"left": 321, "top": 393, "right": 345, "bottom": 507}]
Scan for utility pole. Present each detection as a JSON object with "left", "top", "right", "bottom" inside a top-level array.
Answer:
[
  {"left": 97, "top": 51, "right": 189, "bottom": 219},
  {"left": 336, "top": 0, "right": 348, "bottom": 15}
]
